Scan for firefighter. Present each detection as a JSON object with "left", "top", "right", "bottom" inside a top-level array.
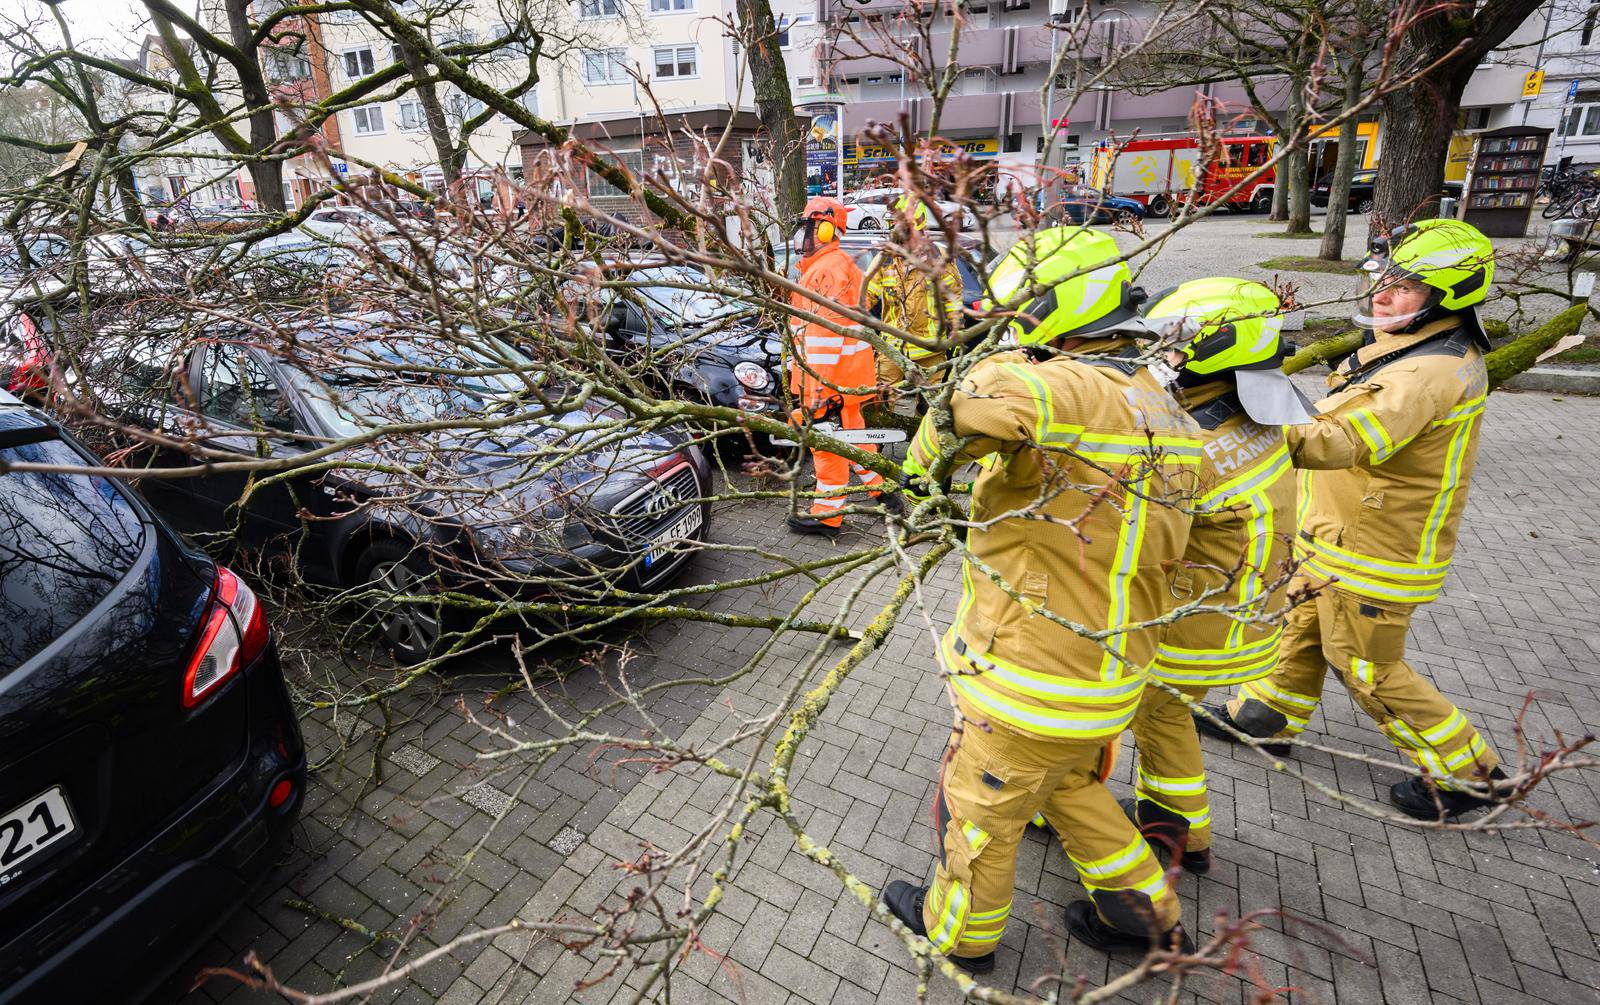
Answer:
[
  {"left": 1196, "top": 219, "right": 1506, "bottom": 820},
  {"left": 1122, "top": 278, "right": 1312, "bottom": 874},
  {"left": 862, "top": 194, "right": 964, "bottom": 397},
  {"left": 882, "top": 227, "right": 1201, "bottom": 967},
  {"left": 786, "top": 196, "right": 893, "bottom": 537}
]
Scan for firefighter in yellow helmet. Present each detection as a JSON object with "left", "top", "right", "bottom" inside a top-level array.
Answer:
[
  {"left": 881, "top": 227, "right": 1201, "bottom": 967},
  {"left": 1120, "top": 278, "right": 1312, "bottom": 874},
  {"left": 1197, "top": 219, "right": 1506, "bottom": 820},
  {"left": 862, "top": 194, "right": 965, "bottom": 397}
]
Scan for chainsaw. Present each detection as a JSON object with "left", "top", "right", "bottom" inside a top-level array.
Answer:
[{"left": 770, "top": 396, "right": 908, "bottom": 447}]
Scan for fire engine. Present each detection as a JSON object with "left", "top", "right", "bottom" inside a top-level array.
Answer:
[{"left": 1088, "top": 134, "right": 1276, "bottom": 218}]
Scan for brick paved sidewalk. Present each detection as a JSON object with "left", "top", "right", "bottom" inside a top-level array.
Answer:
[{"left": 174, "top": 386, "right": 1600, "bottom": 1005}]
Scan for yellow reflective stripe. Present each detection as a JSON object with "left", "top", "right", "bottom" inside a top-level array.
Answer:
[
  {"left": 1099, "top": 471, "right": 1150, "bottom": 680},
  {"left": 1082, "top": 871, "right": 1170, "bottom": 900},
  {"left": 1150, "top": 641, "right": 1280, "bottom": 686},
  {"left": 1154, "top": 631, "right": 1283, "bottom": 665},
  {"left": 951, "top": 637, "right": 1145, "bottom": 702},
  {"left": 1241, "top": 677, "right": 1319, "bottom": 714},
  {"left": 1298, "top": 552, "right": 1444, "bottom": 604},
  {"left": 1295, "top": 467, "right": 1312, "bottom": 533},
  {"left": 1351, "top": 657, "right": 1374, "bottom": 686},
  {"left": 1031, "top": 813, "right": 1048, "bottom": 828},
  {"left": 1197, "top": 442, "right": 1291, "bottom": 510},
  {"left": 927, "top": 880, "right": 968, "bottom": 954},
  {"left": 1227, "top": 490, "right": 1274, "bottom": 651},
  {"left": 951, "top": 674, "right": 1140, "bottom": 738},
  {"left": 999, "top": 362, "right": 1081, "bottom": 447},
  {"left": 1421, "top": 708, "right": 1469, "bottom": 746},
  {"left": 1137, "top": 768, "right": 1206, "bottom": 795},
  {"left": 1299, "top": 534, "right": 1451, "bottom": 579},
  {"left": 1435, "top": 395, "right": 1486, "bottom": 426},
  {"left": 1133, "top": 789, "right": 1212, "bottom": 827},
  {"left": 969, "top": 903, "right": 1011, "bottom": 923},
  {"left": 1417, "top": 407, "right": 1479, "bottom": 565},
  {"left": 962, "top": 820, "right": 991, "bottom": 852},
  {"left": 1070, "top": 835, "right": 1150, "bottom": 878},
  {"left": 1348, "top": 407, "right": 1399, "bottom": 463}
]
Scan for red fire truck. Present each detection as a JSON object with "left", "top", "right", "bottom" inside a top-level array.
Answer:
[{"left": 1088, "top": 134, "right": 1276, "bottom": 218}]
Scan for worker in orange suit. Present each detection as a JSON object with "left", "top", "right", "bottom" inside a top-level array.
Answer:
[{"left": 786, "top": 196, "right": 896, "bottom": 536}]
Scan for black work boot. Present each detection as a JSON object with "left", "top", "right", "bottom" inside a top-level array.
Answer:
[
  {"left": 786, "top": 513, "right": 842, "bottom": 538},
  {"left": 1389, "top": 767, "right": 1508, "bottom": 820},
  {"left": 1119, "top": 798, "right": 1211, "bottom": 875},
  {"left": 878, "top": 491, "right": 906, "bottom": 517},
  {"left": 882, "top": 880, "right": 996, "bottom": 974},
  {"left": 1064, "top": 900, "right": 1196, "bottom": 955},
  {"left": 1193, "top": 704, "right": 1291, "bottom": 757}
]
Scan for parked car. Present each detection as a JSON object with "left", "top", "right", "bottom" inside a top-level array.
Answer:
[
  {"left": 1311, "top": 169, "right": 1463, "bottom": 214},
  {"left": 299, "top": 206, "right": 402, "bottom": 240},
  {"left": 842, "top": 187, "right": 978, "bottom": 232},
  {"left": 0, "top": 389, "right": 304, "bottom": 1004},
  {"left": 1044, "top": 185, "right": 1147, "bottom": 226},
  {"left": 596, "top": 265, "right": 785, "bottom": 419},
  {"left": 85, "top": 313, "right": 712, "bottom": 661}
]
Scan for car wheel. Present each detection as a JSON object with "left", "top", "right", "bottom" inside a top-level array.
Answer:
[
  {"left": 354, "top": 538, "right": 445, "bottom": 664},
  {"left": 1113, "top": 209, "right": 1139, "bottom": 227},
  {"left": 1147, "top": 196, "right": 1171, "bottom": 219},
  {"left": 1356, "top": 197, "right": 1375, "bottom": 215},
  {"left": 1252, "top": 192, "right": 1273, "bottom": 213},
  {"left": 857, "top": 215, "right": 881, "bottom": 231}
]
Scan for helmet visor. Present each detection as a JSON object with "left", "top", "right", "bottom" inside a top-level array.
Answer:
[{"left": 1352, "top": 257, "right": 1441, "bottom": 331}]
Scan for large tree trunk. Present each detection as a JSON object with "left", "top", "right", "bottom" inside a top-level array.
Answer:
[
  {"left": 1319, "top": 59, "right": 1366, "bottom": 261},
  {"left": 1371, "top": 0, "right": 1544, "bottom": 240},
  {"left": 1269, "top": 165, "right": 1288, "bottom": 221},
  {"left": 395, "top": 38, "right": 464, "bottom": 186},
  {"left": 222, "top": 0, "right": 285, "bottom": 211},
  {"left": 1283, "top": 80, "right": 1312, "bottom": 234},
  {"left": 734, "top": 0, "right": 806, "bottom": 221}
]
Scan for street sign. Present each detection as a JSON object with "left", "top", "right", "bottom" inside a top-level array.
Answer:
[
  {"left": 1570, "top": 79, "right": 1582, "bottom": 101},
  {"left": 1523, "top": 69, "right": 1545, "bottom": 99}
]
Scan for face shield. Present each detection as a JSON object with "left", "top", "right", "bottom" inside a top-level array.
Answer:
[{"left": 1352, "top": 254, "right": 1442, "bottom": 332}]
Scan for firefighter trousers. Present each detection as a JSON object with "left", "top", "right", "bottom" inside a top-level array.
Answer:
[
  {"left": 923, "top": 700, "right": 1181, "bottom": 959},
  {"left": 1129, "top": 683, "right": 1213, "bottom": 853},
  {"left": 1226, "top": 581, "right": 1499, "bottom": 790},
  {"left": 808, "top": 401, "right": 884, "bottom": 526}
]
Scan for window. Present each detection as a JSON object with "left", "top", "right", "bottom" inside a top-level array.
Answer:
[
  {"left": 446, "top": 93, "right": 487, "bottom": 122},
  {"left": 167, "top": 176, "right": 187, "bottom": 200},
  {"left": 579, "top": 0, "right": 620, "bottom": 18},
  {"left": 866, "top": 75, "right": 882, "bottom": 85},
  {"left": 1584, "top": 2, "right": 1599, "bottom": 47},
  {"left": 398, "top": 100, "right": 426, "bottom": 131},
  {"left": 264, "top": 47, "right": 311, "bottom": 80},
  {"left": 797, "top": 75, "right": 815, "bottom": 87},
  {"left": 202, "top": 347, "right": 298, "bottom": 433},
  {"left": 778, "top": 13, "right": 812, "bottom": 47},
  {"left": 589, "top": 149, "right": 645, "bottom": 197},
  {"left": 582, "top": 48, "right": 630, "bottom": 84},
  {"left": 517, "top": 88, "right": 540, "bottom": 118},
  {"left": 649, "top": 0, "right": 694, "bottom": 11},
  {"left": 887, "top": 72, "right": 903, "bottom": 83},
  {"left": 352, "top": 104, "right": 386, "bottom": 134},
  {"left": 653, "top": 45, "right": 697, "bottom": 78},
  {"left": 342, "top": 46, "right": 376, "bottom": 79}
]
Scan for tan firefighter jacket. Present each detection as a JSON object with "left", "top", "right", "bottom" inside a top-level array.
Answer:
[
  {"left": 905, "top": 340, "right": 1203, "bottom": 740},
  {"left": 1153, "top": 382, "right": 1296, "bottom": 688},
  {"left": 1288, "top": 317, "right": 1487, "bottom": 606},
  {"left": 863, "top": 251, "right": 964, "bottom": 363}
]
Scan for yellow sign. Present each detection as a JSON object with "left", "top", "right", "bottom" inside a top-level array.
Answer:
[{"left": 1523, "top": 69, "right": 1545, "bottom": 98}]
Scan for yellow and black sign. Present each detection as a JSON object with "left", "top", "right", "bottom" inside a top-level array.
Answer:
[
  {"left": 844, "top": 136, "right": 999, "bottom": 165},
  {"left": 1523, "top": 69, "right": 1545, "bottom": 99}
]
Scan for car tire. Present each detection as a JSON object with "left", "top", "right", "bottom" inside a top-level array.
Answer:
[
  {"left": 353, "top": 538, "right": 447, "bottom": 664},
  {"left": 1147, "top": 196, "right": 1171, "bottom": 219},
  {"left": 857, "top": 216, "right": 881, "bottom": 231},
  {"left": 1113, "top": 209, "right": 1139, "bottom": 227},
  {"left": 1356, "top": 197, "right": 1375, "bottom": 215},
  {"left": 1252, "top": 192, "right": 1273, "bottom": 213}
]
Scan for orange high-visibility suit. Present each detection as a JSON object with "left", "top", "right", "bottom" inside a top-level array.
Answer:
[{"left": 790, "top": 240, "right": 882, "bottom": 526}]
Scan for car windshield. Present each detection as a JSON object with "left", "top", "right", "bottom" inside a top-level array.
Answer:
[
  {"left": 631, "top": 267, "right": 753, "bottom": 323},
  {"left": 0, "top": 434, "right": 147, "bottom": 675},
  {"left": 287, "top": 333, "right": 537, "bottom": 437}
]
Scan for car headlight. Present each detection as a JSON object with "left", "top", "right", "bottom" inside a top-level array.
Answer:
[{"left": 733, "top": 360, "right": 772, "bottom": 390}]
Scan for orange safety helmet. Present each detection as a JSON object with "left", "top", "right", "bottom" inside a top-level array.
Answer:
[{"left": 801, "top": 195, "right": 848, "bottom": 244}]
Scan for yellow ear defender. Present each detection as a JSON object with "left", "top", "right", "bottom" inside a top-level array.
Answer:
[{"left": 816, "top": 220, "right": 835, "bottom": 244}]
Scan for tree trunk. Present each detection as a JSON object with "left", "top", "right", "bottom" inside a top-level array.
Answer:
[
  {"left": 222, "top": 0, "right": 285, "bottom": 211},
  {"left": 734, "top": 0, "right": 806, "bottom": 221},
  {"left": 1269, "top": 166, "right": 1288, "bottom": 221},
  {"left": 1319, "top": 59, "right": 1366, "bottom": 261},
  {"left": 1283, "top": 80, "right": 1312, "bottom": 234},
  {"left": 396, "top": 39, "right": 464, "bottom": 186},
  {"left": 1371, "top": 0, "right": 1545, "bottom": 240}
]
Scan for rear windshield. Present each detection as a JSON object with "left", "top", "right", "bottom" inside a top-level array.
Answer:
[{"left": 0, "top": 437, "right": 146, "bottom": 675}]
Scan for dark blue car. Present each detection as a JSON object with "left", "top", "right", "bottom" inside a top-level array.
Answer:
[{"left": 1046, "top": 185, "right": 1146, "bottom": 226}]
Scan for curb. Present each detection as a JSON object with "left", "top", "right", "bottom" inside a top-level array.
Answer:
[{"left": 1499, "top": 366, "right": 1600, "bottom": 394}]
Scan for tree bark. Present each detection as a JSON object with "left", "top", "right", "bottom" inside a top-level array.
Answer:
[
  {"left": 1319, "top": 58, "right": 1366, "bottom": 261},
  {"left": 1284, "top": 79, "right": 1312, "bottom": 234},
  {"left": 395, "top": 38, "right": 464, "bottom": 186},
  {"left": 1371, "top": 0, "right": 1545, "bottom": 240},
  {"left": 222, "top": 0, "right": 285, "bottom": 211},
  {"left": 734, "top": 0, "right": 806, "bottom": 221}
]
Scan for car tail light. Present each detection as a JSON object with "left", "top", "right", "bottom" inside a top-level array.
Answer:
[
  {"left": 182, "top": 567, "right": 267, "bottom": 709},
  {"left": 268, "top": 778, "right": 295, "bottom": 809},
  {"left": 3, "top": 313, "right": 48, "bottom": 394}
]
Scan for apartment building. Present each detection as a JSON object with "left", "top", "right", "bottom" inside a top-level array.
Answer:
[{"left": 783, "top": 0, "right": 1537, "bottom": 191}]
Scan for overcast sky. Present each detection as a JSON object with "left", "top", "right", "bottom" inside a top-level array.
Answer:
[{"left": 0, "top": 0, "right": 163, "bottom": 55}]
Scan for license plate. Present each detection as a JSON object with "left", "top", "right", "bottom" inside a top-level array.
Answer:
[
  {"left": 0, "top": 787, "right": 77, "bottom": 884},
  {"left": 644, "top": 507, "right": 704, "bottom": 567}
]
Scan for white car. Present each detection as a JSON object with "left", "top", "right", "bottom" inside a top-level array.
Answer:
[
  {"left": 298, "top": 206, "right": 402, "bottom": 240},
  {"left": 842, "top": 187, "right": 977, "bottom": 232}
]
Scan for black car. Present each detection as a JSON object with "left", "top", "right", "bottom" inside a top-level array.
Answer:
[
  {"left": 0, "top": 390, "right": 304, "bottom": 1003},
  {"left": 90, "top": 313, "right": 712, "bottom": 661},
  {"left": 1311, "top": 169, "right": 1463, "bottom": 214},
  {"left": 600, "top": 265, "right": 785, "bottom": 418}
]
